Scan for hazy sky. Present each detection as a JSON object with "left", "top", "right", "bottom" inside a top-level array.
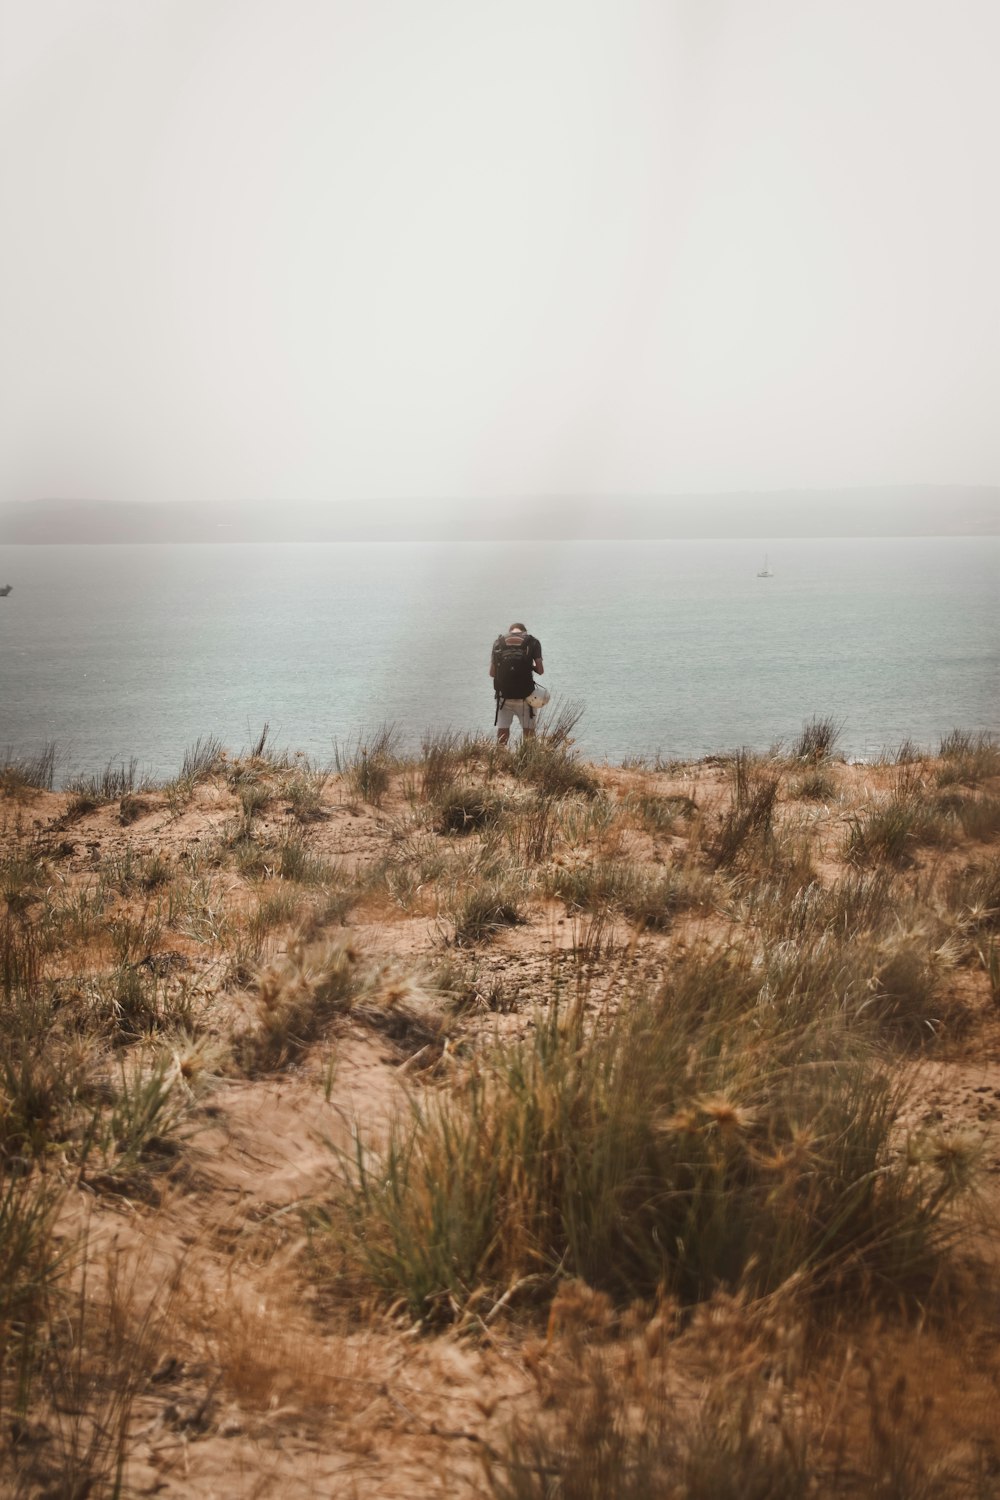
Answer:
[{"left": 2, "top": 0, "right": 998, "bottom": 505}]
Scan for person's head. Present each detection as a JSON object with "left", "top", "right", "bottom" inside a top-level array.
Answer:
[{"left": 508, "top": 621, "right": 527, "bottom": 634}]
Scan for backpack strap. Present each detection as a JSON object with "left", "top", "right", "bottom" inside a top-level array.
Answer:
[{"left": 492, "top": 635, "right": 506, "bottom": 720}]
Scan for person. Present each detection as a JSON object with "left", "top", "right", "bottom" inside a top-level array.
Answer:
[{"left": 489, "top": 622, "right": 544, "bottom": 746}]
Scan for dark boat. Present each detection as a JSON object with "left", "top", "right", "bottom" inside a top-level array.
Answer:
[{"left": 0, "top": 585, "right": 11, "bottom": 597}]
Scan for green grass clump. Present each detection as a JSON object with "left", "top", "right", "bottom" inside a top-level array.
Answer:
[
  {"left": 845, "top": 798, "right": 945, "bottom": 865},
  {"left": 710, "top": 752, "right": 779, "bottom": 869},
  {"left": 544, "top": 860, "right": 638, "bottom": 913},
  {"left": 328, "top": 951, "right": 965, "bottom": 1323},
  {"left": 451, "top": 878, "right": 526, "bottom": 945},
  {"left": 631, "top": 791, "right": 698, "bottom": 836},
  {"left": 238, "top": 782, "right": 272, "bottom": 820},
  {"left": 936, "top": 730, "right": 1000, "bottom": 787},
  {"left": 791, "top": 769, "right": 837, "bottom": 801},
  {"left": 179, "top": 734, "right": 225, "bottom": 783},
  {"left": 274, "top": 833, "right": 342, "bottom": 887},
  {"left": 946, "top": 858, "right": 1000, "bottom": 941},
  {"left": 87, "top": 964, "right": 163, "bottom": 1044},
  {"left": 620, "top": 868, "right": 704, "bottom": 930},
  {"left": 546, "top": 858, "right": 712, "bottom": 930},
  {"left": 791, "top": 715, "right": 844, "bottom": 762},
  {"left": 954, "top": 794, "right": 1000, "bottom": 842},
  {"left": 434, "top": 783, "right": 503, "bottom": 835},
  {"left": 0, "top": 743, "right": 57, "bottom": 795},
  {"left": 512, "top": 739, "right": 598, "bottom": 798},
  {"left": 335, "top": 724, "right": 399, "bottom": 807},
  {"left": 66, "top": 759, "right": 141, "bottom": 814},
  {"left": 281, "top": 759, "right": 331, "bottom": 822}
]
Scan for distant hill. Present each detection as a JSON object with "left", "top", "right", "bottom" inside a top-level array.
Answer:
[{"left": 1, "top": 488, "right": 997, "bottom": 542}]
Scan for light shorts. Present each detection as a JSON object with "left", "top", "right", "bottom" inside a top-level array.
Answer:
[{"left": 496, "top": 698, "right": 537, "bottom": 733}]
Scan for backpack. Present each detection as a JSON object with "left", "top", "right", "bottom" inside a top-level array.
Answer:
[{"left": 492, "top": 632, "right": 535, "bottom": 700}]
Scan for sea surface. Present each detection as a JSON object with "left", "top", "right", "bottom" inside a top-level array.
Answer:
[{"left": 1, "top": 538, "right": 997, "bottom": 782}]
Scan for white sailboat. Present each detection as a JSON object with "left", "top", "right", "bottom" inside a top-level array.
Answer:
[{"left": 756, "top": 554, "right": 773, "bottom": 578}]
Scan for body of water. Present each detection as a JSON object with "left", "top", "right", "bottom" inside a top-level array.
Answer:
[{"left": 1, "top": 538, "right": 997, "bottom": 781}]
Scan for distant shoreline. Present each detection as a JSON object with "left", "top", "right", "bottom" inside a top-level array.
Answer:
[
  {"left": 2, "top": 533, "right": 998, "bottom": 546},
  {"left": 1, "top": 488, "right": 998, "bottom": 543}
]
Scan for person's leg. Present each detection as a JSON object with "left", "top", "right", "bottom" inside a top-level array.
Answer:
[
  {"left": 521, "top": 702, "right": 536, "bottom": 740},
  {"left": 496, "top": 701, "right": 514, "bottom": 746}
]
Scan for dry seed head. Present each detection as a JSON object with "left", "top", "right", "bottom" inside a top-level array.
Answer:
[
  {"left": 658, "top": 1106, "right": 701, "bottom": 1136},
  {"left": 548, "top": 1279, "right": 615, "bottom": 1338},
  {"left": 755, "top": 1125, "right": 819, "bottom": 1176},
  {"left": 920, "top": 1129, "right": 981, "bottom": 1188},
  {"left": 960, "top": 901, "right": 997, "bottom": 931},
  {"left": 698, "top": 1095, "right": 758, "bottom": 1138}
]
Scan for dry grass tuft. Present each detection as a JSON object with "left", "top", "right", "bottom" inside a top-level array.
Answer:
[{"left": 239, "top": 939, "right": 361, "bottom": 1071}]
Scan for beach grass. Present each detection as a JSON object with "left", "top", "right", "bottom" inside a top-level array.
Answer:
[{"left": 1, "top": 725, "right": 998, "bottom": 1495}]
